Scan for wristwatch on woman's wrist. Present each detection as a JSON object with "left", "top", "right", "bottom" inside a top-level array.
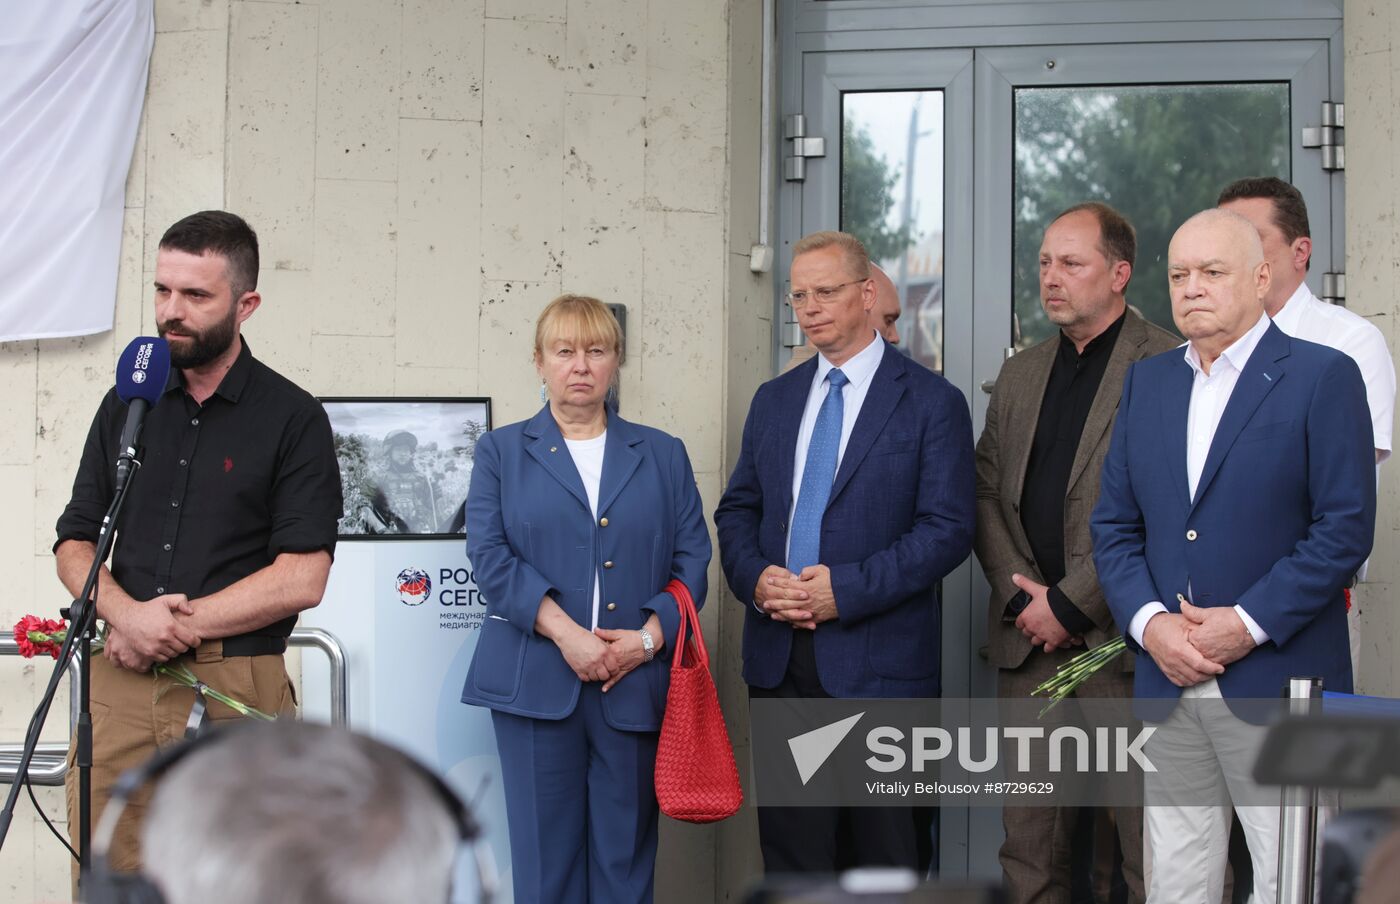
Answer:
[{"left": 639, "top": 628, "right": 655, "bottom": 662}]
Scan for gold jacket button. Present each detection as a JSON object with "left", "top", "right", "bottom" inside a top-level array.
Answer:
[
  {"left": 606, "top": 602, "right": 617, "bottom": 611},
  {"left": 604, "top": 560, "right": 614, "bottom": 569},
  {"left": 599, "top": 517, "right": 609, "bottom": 527},
  {"left": 1186, "top": 529, "right": 1198, "bottom": 541}
]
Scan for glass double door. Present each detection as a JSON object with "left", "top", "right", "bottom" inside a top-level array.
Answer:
[{"left": 782, "top": 36, "right": 1338, "bottom": 879}]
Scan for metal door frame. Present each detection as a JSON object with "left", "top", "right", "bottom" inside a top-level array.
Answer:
[{"left": 974, "top": 38, "right": 1335, "bottom": 383}]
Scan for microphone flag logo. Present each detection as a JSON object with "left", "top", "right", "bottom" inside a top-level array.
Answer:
[
  {"left": 117, "top": 337, "right": 170, "bottom": 406},
  {"left": 396, "top": 568, "right": 431, "bottom": 606}
]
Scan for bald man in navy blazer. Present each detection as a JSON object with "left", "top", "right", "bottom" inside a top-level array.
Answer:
[
  {"left": 715, "top": 231, "right": 975, "bottom": 873},
  {"left": 1091, "top": 209, "right": 1375, "bottom": 903}
]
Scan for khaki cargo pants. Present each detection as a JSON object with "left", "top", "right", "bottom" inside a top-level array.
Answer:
[{"left": 65, "top": 640, "right": 296, "bottom": 890}]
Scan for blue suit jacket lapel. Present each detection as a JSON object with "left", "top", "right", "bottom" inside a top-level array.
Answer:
[
  {"left": 1191, "top": 324, "right": 1289, "bottom": 511},
  {"left": 1160, "top": 355, "right": 1194, "bottom": 508},
  {"left": 830, "top": 345, "right": 905, "bottom": 505},
  {"left": 523, "top": 405, "right": 590, "bottom": 512},
  {"left": 598, "top": 412, "right": 644, "bottom": 515}
]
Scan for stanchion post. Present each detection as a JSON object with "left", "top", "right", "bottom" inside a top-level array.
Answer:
[{"left": 1276, "top": 676, "right": 1323, "bottom": 904}]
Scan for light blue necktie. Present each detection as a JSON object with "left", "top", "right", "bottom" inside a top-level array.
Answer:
[{"left": 788, "top": 368, "right": 848, "bottom": 574}]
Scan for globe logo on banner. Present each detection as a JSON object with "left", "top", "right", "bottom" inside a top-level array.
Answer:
[
  {"left": 131, "top": 370, "right": 146, "bottom": 384},
  {"left": 395, "top": 568, "right": 431, "bottom": 606}
]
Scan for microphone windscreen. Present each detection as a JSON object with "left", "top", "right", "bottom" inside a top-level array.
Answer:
[{"left": 115, "top": 337, "right": 171, "bottom": 406}]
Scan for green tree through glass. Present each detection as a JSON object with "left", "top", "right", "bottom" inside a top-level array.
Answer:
[
  {"left": 1014, "top": 84, "right": 1289, "bottom": 348},
  {"left": 841, "top": 117, "right": 915, "bottom": 262}
]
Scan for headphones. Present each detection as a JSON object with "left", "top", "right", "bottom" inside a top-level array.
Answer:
[{"left": 82, "top": 722, "right": 496, "bottom": 904}]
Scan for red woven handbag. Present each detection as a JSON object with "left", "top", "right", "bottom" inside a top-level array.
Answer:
[{"left": 654, "top": 578, "right": 743, "bottom": 823}]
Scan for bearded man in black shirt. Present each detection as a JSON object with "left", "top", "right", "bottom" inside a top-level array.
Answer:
[{"left": 54, "top": 211, "right": 342, "bottom": 876}]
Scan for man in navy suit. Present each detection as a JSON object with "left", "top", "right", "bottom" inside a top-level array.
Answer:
[
  {"left": 1091, "top": 209, "right": 1375, "bottom": 903},
  {"left": 715, "top": 230, "right": 975, "bottom": 873}
]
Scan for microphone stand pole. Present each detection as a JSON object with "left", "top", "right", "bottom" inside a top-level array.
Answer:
[{"left": 0, "top": 449, "right": 141, "bottom": 882}]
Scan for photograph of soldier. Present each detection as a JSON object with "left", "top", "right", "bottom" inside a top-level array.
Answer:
[
  {"left": 377, "top": 429, "right": 439, "bottom": 532},
  {"left": 323, "top": 397, "right": 490, "bottom": 538}
]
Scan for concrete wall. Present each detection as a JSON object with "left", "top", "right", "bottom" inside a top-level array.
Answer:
[
  {"left": 1346, "top": 0, "right": 1400, "bottom": 696},
  {"left": 718, "top": 2, "right": 772, "bottom": 897},
  {"left": 0, "top": 0, "right": 767, "bottom": 900}
]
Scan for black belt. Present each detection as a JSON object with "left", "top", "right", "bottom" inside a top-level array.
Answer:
[{"left": 221, "top": 635, "right": 288, "bottom": 657}]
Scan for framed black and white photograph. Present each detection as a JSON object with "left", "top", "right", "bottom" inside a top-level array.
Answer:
[{"left": 321, "top": 397, "right": 491, "bottom": 539}]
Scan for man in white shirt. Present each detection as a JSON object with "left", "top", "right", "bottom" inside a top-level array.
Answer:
[
  {"left": 783, "top": 263, "right": 902, "bottom": 373},
  {"left": 781, "top": 259, "right": 938, "bottom": 875},
  {"left": 1091, "top": 208, "right": 1375, "bottom": 904},
  {"left": 1218, "top": 177, "right": 1393, "bottom": 462},
  {"left": 1219, "top": 176, "right": 1394, "bottom": 675},
  {"left": 716, "top": 230, "right": 975, "bottom": 873}
]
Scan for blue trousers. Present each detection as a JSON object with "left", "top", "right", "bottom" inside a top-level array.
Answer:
[{"left": 491, "top": 683, "right": 660, "bottom": 904}]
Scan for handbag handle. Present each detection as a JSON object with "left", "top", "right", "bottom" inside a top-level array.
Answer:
[{"left": 664, "top": 579, "right": 707, "bottom": 670}]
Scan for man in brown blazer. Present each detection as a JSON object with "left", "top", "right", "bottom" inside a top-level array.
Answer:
[{"left": 975, "top": 202, "right": 1180, "bottom": 904}]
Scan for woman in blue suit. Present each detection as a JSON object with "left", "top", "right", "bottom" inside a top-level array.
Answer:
[{"left": 463, "top": 294, "right": 711, "bottom": 904}]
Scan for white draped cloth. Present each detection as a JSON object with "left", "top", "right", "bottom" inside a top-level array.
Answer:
[{"left": 0, "top": 0, "right": 152, "bottom": 341}]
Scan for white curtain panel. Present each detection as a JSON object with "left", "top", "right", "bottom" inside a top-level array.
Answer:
[{"left": 0, "top": 0, "right": 153, "bottom": 342}]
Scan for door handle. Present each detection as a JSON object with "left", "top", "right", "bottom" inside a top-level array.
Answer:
[{"left": 981, "top": 346, "right": 1017, "bottom": 393}]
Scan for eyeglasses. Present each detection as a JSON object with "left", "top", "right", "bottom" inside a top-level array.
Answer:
[{"left": 785, "top": 279, "right": 868, "bottom": 309}]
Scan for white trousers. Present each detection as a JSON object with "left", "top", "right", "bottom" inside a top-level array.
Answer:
[
  {"left": 1347, "top": 604, "right": 1362, "bottom": 687},
  {"left": 1142, "top": 679, "right": 1279, "bottom": 904}
]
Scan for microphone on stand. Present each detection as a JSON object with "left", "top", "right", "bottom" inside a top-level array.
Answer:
[
  {"left": 0, "top": 337, "right": 173, "bottom": 858},
  {"left": 113, "top": 336, "right": 171, "bottom": 491}
]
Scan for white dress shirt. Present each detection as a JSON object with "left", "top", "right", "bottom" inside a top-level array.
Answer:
[
  {"left": 785, "top": 330, "right": 887, "bottom": 561},
  {"left": 564, "top": 431, "right": 607, "bottom": 629},
  {"left": 1272, "top": 281, "right": 1394, "bottom": 460},
  {"left": 1127, "top": 314, "right": 1272, "bottom": 647}
]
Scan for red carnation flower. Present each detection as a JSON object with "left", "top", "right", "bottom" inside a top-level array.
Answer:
[{"left": 13, "top": 615, "right": 68, "bottom": 659}]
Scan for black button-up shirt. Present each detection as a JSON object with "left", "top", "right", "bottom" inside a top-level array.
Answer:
[
  {"left": 1018, "top": 312, "right": 1126, "bottom": 635},
  {"left": 56, "top": 341, "right": 342, "bottom": 641}
]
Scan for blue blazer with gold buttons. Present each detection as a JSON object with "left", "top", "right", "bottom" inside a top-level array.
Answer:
[
  {"left": 461, "top": 404, "right": 711, "bottom": 731},
  {"left": 1092, "top": 324, "right": 1375, "bottom": 717}
]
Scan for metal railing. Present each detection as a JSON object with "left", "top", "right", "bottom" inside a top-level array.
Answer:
[
  {"left": 292, "top": 627, "right": 349, "bottom": 728},
  {"left": 0, "top": 636, "right": 81, "bottom": 786},
  {"left": 1276, "top": 676, "right": 1323, "bottom": 904},
  {"left": 0, "top": 627, "right": 347, "bottom": 786}
]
